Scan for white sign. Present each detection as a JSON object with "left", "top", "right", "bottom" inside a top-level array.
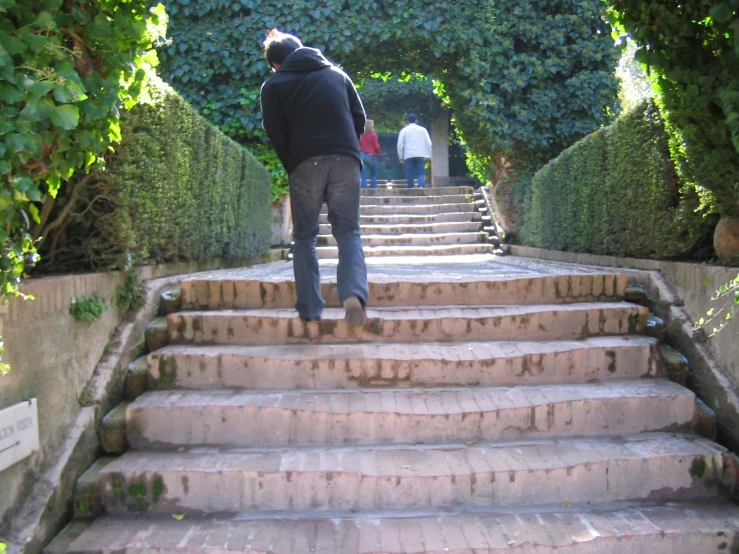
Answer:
[{"left": 0, "top": 399, "right": 40, "bottom": 472}]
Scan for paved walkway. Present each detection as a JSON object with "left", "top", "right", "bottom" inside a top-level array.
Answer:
[{"left": 186, "top": 254, "right": 616, "bottom": 283}]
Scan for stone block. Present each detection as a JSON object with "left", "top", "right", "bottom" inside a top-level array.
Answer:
[
  {"left": 694, "top": 398, "right": 718, "bottom": 441},
  {"left": 73, "top": 457, "right": 117, "bottom": 521},
  {"left": 660, "top": 343, "right": 690, "bottom": 386},
  {"left": 144, "top": 316, "right": 168, "bottom": 353},
  {"left": 158, "top": 285, "right": 181, "bottom": 316},
  {"left": 101, "top": 403, "right": 128, "bottom": 455},
  {"left": 123, "top": 357, "right": 148, "bottom": 401}
]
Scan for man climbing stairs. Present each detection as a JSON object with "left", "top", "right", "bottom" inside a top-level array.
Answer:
[{"left": 50, "top": 186, "right": 739, "bottom": 553}]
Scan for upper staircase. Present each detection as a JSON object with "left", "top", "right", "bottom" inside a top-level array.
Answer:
[
  {"left": 49, "top": 186, "right": 739, "bottom": 553},
  {"left": 316, "top": 184, "right": 496, "bottom": 257}
]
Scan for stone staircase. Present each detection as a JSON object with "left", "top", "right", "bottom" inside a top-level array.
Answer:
[
  {"left": 48, "top": 189, "right": 739, "bottom": 553},
  {"left": 315, "top": 185, "right": 497, "bottom": 257}
]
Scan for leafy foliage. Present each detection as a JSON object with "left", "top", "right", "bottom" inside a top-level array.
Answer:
[
  {"left": 116, "top": 267, "right": 145, "bottom": 312},
  {"left": 523, "top": 100, "right": 713, "bottom": 258},
  {"left": 69, "top": 293, "right": 104, "bottom": 321},
  {"left": 695, "top": 275, "right": 739, "bottom": 336},
  {"left": 157, "top": 0, "right": 620, "bottom": 190},
  {"left": 0, "top": 0, "right": 167, "bottom": 300},
  {"left": 357, "top": 75, "right": 436, "bottom": 133},
  {"left": 608, "top": 0, "right": 739, "bottom": 216}
]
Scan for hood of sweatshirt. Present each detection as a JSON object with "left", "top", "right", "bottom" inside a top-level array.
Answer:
[{"left": 278, "top": 47, "right": 333, "bottom": 73}]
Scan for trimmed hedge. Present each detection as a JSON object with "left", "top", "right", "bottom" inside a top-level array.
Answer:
[
  {"left": 101, "top": 82, "right": 272, "bottom": 266},
  {"left": 522, "top": 100, "right": 713, "bottom": 258}
]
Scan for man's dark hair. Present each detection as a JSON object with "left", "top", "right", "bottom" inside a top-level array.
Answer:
[
  {"left": 407, "top": 113, "right": 417, "bottom": 123},
  {"left": 263, "top": 29, "right": 303, "bottom": 66}
]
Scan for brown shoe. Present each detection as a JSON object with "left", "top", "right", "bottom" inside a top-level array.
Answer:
[{"left": 342, "top": 296, "right": 366, "bottom": 327}]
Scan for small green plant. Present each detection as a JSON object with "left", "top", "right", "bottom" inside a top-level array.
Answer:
[
  {"left": 0, "top": 336, "right": 9, "bottom": 376},
  {"left": 694, "top": 275, "right": 739, "bottom": 337},
  {"left": 69, "top": 294, "right": 105, "bottom": 322},
  {"left": 116, "top": 268, "right": 146, "bottom": 313}
]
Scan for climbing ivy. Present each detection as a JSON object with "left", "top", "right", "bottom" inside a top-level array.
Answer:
[
  {"left": 607, "top": 0, "right": 739, "bottom": 216},
  {"left": 0, "top": 1, "right": 167, "bottom": 298},
  {"left": 157, "top": 0, "right": 620, "bottom": 185},
  {"left": 0, "top": 0, "right": 167, "bottom": 373}
]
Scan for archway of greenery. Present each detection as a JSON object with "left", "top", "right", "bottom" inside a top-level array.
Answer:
[{"left": 158, "top": 0, "right": 621, "bottom": 191}]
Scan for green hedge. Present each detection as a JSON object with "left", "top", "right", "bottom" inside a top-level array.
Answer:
[
  {"left": 522, "top": 100, "right": 713, "bottom": 258},
  {"left": 102, "top": 81, "right": 271, "bottom": 266}
]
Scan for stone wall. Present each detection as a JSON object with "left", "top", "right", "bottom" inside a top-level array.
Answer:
[
  {"left": 0, "top": 271, "right": 124, "bottom": 528},
  {"left": 430, "top": 109, "right": 450, "bottom": 187},
  {"left": 0, "top": 254, "right": 285, "bottom": 545}
]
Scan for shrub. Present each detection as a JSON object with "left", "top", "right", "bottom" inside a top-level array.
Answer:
[
  {"left": 608, "top": 1, "right": 739, "bottom": 217},
  {"left": 69, "top": 294, "right": 105, "bottom": 322},
  {"left": 37, "top": 81, "right": 272, "bottom": 271},
  {"left": 522, "top": 100, "right": 713, "bottom": 258}
]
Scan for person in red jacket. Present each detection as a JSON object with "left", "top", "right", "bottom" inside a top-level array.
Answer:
[{"left": 359, "top": 119, "right": 381, "bottom": 189}]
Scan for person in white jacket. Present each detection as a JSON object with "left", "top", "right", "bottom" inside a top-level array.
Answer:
[{"left": 396, "top": 113, "right": 432, "bottom": 188}]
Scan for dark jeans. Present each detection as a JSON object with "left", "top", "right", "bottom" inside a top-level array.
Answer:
[
  {"left": 360, "top": 152, "right": 378, "bottom": 188},
  {"left": 289, "top": 155, "right": 368, "bottom": 320},
  {"left": 405, "top": 157, "right": 426, "bottom": 188}
]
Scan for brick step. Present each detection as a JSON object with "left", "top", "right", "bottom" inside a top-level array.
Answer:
[
  {"left": 125, "top": 380, "right": 694, "bottom": 449},
  {"left": 63, "top": 501, "right": 739, "bottom": 554},
  {"left": 148, "top": 336, "right": 660, "bottom": 390},
  {"left": 181, "top": 272, "right": 627, "bottom": 310},
  {"left": 322, "top": 212, "right": 483, "bottom": 225},
  {"left": 317, "top": 231, "right": 488, "bottom": 248},
  {"left": 320, "top": 221, "right": 483, "bottom": 235},
  {"left": 317, "top": 243, "right": 496, "bottom": 258},
  {"left": 322, "top": 203, "right": 478, "bottom": 215},
  {"left": 359, "top": 194, "right": 472, "bottom": 205},
  {"left": 98, "top": 433, "right": 732, "bottom": 514},
  {"left": 360, "top": 185, "right": 474, "bottom": 196},
  {"left": 167, "top": 303, "right": 647, "bottom": 346}
]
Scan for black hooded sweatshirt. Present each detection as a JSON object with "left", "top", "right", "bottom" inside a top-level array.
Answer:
[{"left": 260, "top": 47, "right": 366, "bottom": 175}]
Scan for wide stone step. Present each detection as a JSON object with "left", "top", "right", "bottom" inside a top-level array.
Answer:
[
  {"left": 125, "top": 380, "right": 694, "bottom": 449},
  {"left": 167, "top": 303, "right": 647, "bottom": 346},
  {"left": 318, "top": 231, "right": 488, "bottom": 248},
  {"left": 63, "top": 502, "right": 739, "bottom": 554},
  {"left": 320, "top": 221, "right": 483, "bottom": 235},
  {"left": 322, "top": 203, "right": 478, "bottom": 215},
  {"left": 181, "top": 272, "right": 627, "bottom": 310},
  {"left": 148, "top": 336, "right": 660, "bottom": 390},
  {"left": 361, "top": 185, "right": 474, "bottom": 196},
  {"left": 321, "top": 212, "right": 483, "bottom": 225},
  {"left": 317, "top": 243, "right": 496, "bottom": 257},
  {"left": 98, "top": 433, "right": 731, "bottom": 514},
  {"left": 359, "top": 194, "right": 472, "bottom": 205}
]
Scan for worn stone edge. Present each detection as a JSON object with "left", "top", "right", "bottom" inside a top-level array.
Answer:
[
  {"left": 5, "top": 249, "right": 285, "bottom": 554},
  {"left": 511, "top": 245, "right": 739, "bottom": 455}
]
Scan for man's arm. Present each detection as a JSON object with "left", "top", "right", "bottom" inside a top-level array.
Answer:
[
  {"left": 345, "top": 77, "right": 366, "bottom": 139},
  {"left": 424, "top": 128, "right": 432, "bottom": 159},
  {"left": 260, "top": 81, "right": 290, "bottom": 169}
]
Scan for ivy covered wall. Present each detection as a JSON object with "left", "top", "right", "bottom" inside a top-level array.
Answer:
[{"left": 156, "top": 0, "right": 621, "bottom": 187}]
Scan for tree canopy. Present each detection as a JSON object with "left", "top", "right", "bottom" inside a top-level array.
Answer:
[{"left": 158, "top": 0, "right": 621, "bottom": 178}]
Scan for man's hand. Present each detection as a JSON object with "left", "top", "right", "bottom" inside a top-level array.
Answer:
[{"left": 399, "top": 159, "right": 404, "bottom": 164}]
